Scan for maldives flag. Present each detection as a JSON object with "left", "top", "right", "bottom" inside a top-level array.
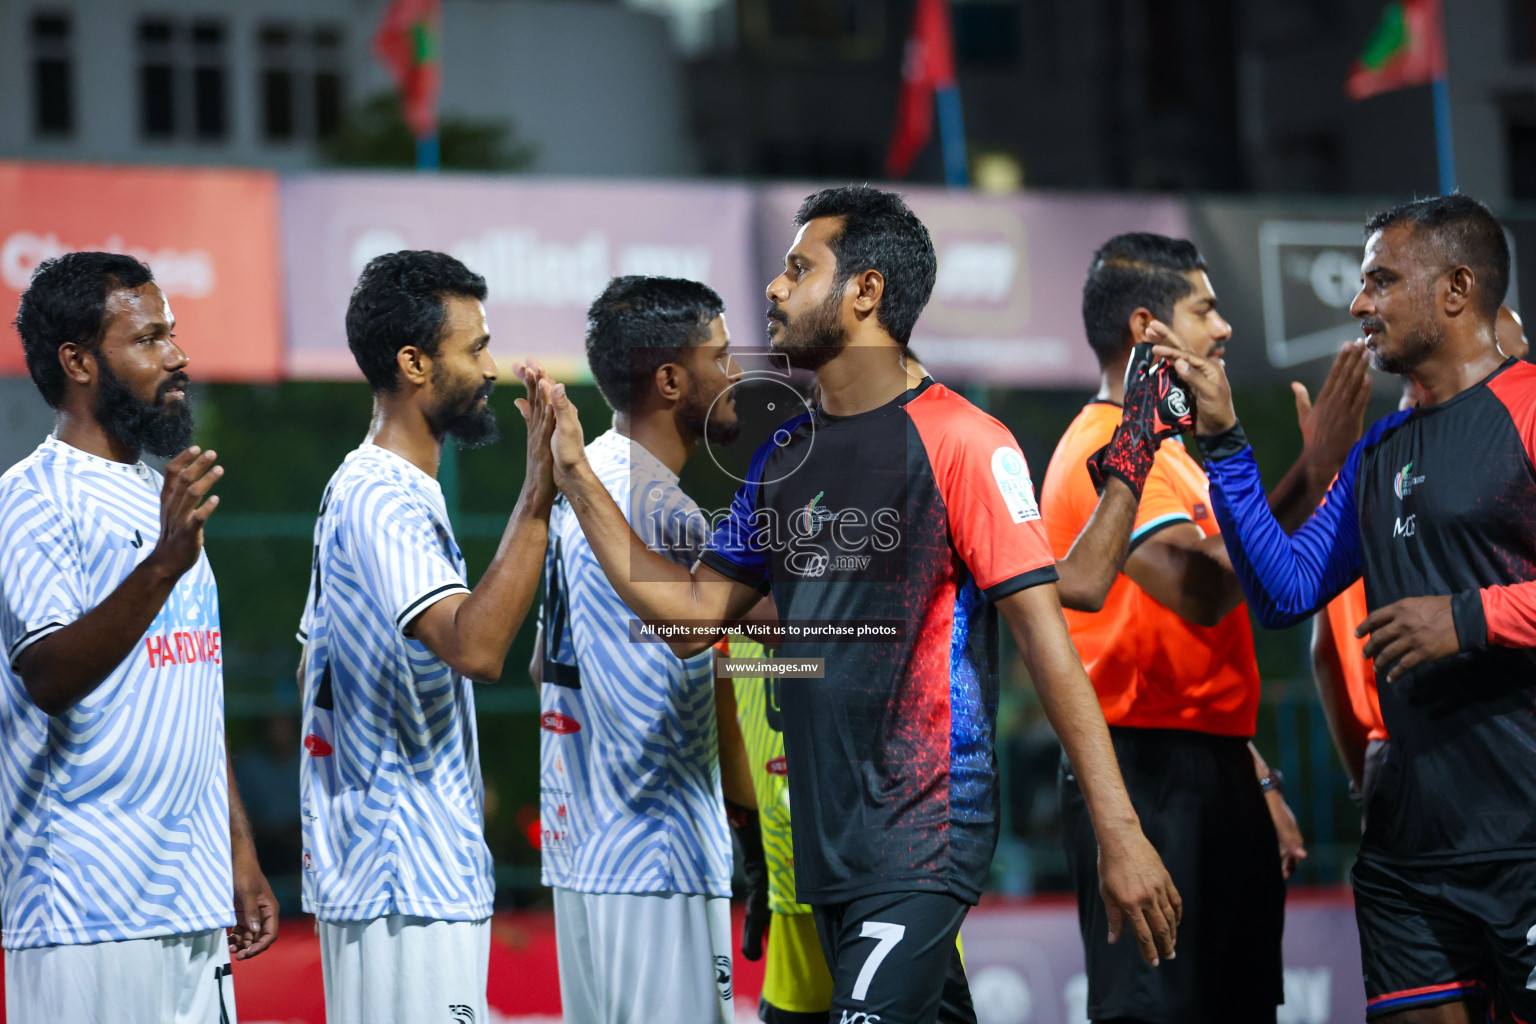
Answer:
[
  {"left": 885, "top": 0, "right": 958, "bottom": 179},
  {"left": 1345, "top": 0, "right": 1446, "bottom": 101},
  {"left": 373, "top": 0, "right": 442, "bottom": 139}
]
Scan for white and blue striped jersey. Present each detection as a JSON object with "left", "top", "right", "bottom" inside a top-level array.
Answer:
[
  {"left": 298, "top": 443, "right": 492, "bottom": 922},
  {"left": 539, "top": 430, "right": 730, "bottom": 897},
  {"left": 0, "top": 437, "right": 232, "bottom": 949}
]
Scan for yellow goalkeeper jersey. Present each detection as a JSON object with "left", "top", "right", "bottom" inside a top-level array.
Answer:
[{"left": 722, "top": 635, "right": 808, "bottom": 916}]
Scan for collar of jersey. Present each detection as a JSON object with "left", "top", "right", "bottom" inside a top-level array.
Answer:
[
  {"left": 355, "top": 442, "right": 446, "bottom": 492},
  {"left": 1410, "top": 355, "right": 1519, "bottom": 419},
  {"left": 813, "top": 376, "right": 934, "bottom": 427},
  {"left": 43, "top": 434, "right": 151, "bottom": 476},
  {"left": 593, "top": 429, "right": 680, "bottom": 484}
]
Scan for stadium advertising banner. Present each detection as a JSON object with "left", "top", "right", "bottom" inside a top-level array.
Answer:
[
  {"left": 756, "top": 185, "right": 1187, "bottom": 387},
  {"left": 0, "top": 162, "right": 284, "bottom": 382},
  {"left": 280, "top": 174, "right": 758, "bottom": 381}
]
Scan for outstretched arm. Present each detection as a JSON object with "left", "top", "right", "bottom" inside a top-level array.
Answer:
[
  {"left": 999, "top": 583, "right": 1181, "bottom": 966},
  {"left": 1151, "top": 343, "right": 1369, "bottom": 627},
  {"left": 409, "top": 363, "right": 558, "bottom": 682},
  {"left": 540, "top": 376, "right": 761, "bottom": 657},
  {"left": 1125, "top": 335, "right": 1371, "bottom": 628}
]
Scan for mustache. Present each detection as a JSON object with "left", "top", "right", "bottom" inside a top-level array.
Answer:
[
  {"left": 767, "top": 304, "right": 787, "bottom": 324},
  {"left": 156, "top": 372, "right": 191, "bottom": 401},
  {"left": 474, "top": 381, "right": 494, "bottom": 403},
  {"left": 1359, "top": 317, "right": 1386, "bottom": 334}
]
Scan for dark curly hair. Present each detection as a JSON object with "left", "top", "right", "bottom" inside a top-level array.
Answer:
[
  {"left": 13, "top": 252, "right": 154, "bottom": 408},
  {"left": 793, "top": 186, "right": 936, "bottom": 346},
  {"left": 1081, "top": 233, "right": 1207, "bottom": 367},
  {"left": 585, "top": 276, "right": 723, "bottom": 414},
  {"left": 345, "top": 250, "right": 488, "bottom": 393}
]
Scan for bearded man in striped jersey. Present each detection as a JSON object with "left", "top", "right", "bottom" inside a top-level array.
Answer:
[
  {"left": 296, "top": 251, "right": 554, "bottom": 1024},
  {"left": 1, "top": 252, "right": 276, "bottom": 1024}
]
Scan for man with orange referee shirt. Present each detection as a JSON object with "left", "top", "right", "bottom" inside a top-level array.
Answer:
[{"left": 1041, "top": 233, "right": 1371, "bottom": 1024}]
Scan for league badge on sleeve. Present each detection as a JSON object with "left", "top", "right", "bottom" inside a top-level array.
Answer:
[{"left": 991, "top": 447, "right": 1041, "bottom": 523}]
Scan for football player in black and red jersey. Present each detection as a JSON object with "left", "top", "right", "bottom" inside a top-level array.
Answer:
[{"left": 523, "top": 186, "right": 1180, "bottom": 1024}]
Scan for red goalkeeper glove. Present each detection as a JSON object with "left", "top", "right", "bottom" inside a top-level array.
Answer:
[{"left": 1087, "top": 341, "right": 1196, "bottom": 497}]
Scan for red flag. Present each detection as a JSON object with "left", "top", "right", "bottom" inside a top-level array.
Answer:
[
  {"left": 373, "top": 0, "right": 442, "bottom": 139},
  {"left": 1345, "top": 0, "right": 1446, "bottom": 101},
  {"left": 886, "top": 0, "right": 958, "bottom": 179}
]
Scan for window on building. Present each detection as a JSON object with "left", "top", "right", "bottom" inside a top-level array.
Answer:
[
  {"left": 192, "top": 21, "right": 228, "bottom": 140},
  {"left": 260, "top": 22, "right": 346, "bottom": 144},
  {"left": 742, "top": 0, "right": 883, "bottom": 58},
  {"left": 137, "top": 16, "right": 229, "bottom": 142},
  {"left": 31, "top": 11, "right": 73, "bottom": 137},
  {"left": 138, "top": 18, "right": 176, "bottom": 138}
]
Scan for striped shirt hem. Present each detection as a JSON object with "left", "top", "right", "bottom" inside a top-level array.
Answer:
[
  {"left": 395, "top": 583, "right": 472, "bottom": 637},
  {"left": 8, "top": 621, "right": 67, "bottom": 669}
]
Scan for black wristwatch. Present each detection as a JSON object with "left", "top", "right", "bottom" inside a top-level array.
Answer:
[{"left": 1259, "top": 769, "right": 1285, "bottom": 794}]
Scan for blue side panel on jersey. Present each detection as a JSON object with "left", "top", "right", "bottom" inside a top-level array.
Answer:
[{"left": 947, "top": 576, "right": 992, "bottom": 826}]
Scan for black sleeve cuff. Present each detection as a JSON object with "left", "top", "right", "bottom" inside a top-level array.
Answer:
[
  {"left": 1195, "top": 422, "right": 1250, "bottom": 462},
  {"left": 698, "top": 550, "right": 772, "bottom": 595},
  {"left": 985, "top": 563, "right": 1061, "bottom": 603},
  {"left": 1451, "top": 589, "right": 1489, "bottom": 652}
]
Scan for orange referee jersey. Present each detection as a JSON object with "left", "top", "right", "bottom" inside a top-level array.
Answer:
[
  {"left": 1322, "top": 579, "right": 1388, "bottom": 741},
  {"left": 1041, "top": 401, "right": 1261, "bottom": 736}
]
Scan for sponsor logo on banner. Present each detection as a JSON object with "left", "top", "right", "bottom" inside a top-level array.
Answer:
[{"left": 0, "top": 163, "right": 283, "bottom": 380}]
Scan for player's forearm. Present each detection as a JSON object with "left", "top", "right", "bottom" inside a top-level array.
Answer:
[
  {"left": 1202, "top": 434, "right": 1353, "bottom": 627},
  {"left": 1266, "top": 452, "right": 1336, "bottom": 534},
  {"left": 14, "top": 556, "right": 181, "bottom": 715},
  {"left": 559, "top": 458, "right": 723, "bottom": 630},
  {"left": 1129, "top": 537, "right": 1245, "bottom": 627},
  {"left": 449, "top": 490, "right": 552, "bottom": 681},
  {"left": 715, "top": 679, "right": 757, "bottom": 808},
  {"left": 1001, "top": 590, "right": 1140, "bottom": 839},
  {"left": 1055, "top": 478, "right": 1138, "bottom": 613},
  {"left": 226, "top": 746, "right": 259, "bottom": 861},
  {"left": 1310, "top": 618, "right": 1369, "bottom": 788}
]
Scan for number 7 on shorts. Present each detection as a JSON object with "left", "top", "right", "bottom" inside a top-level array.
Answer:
[{"left": 852, "top": 921, "right": 907, "bottom": 1001}]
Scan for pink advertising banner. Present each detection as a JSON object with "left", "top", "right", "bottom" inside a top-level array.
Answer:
[
  {"left": 280, "top": 173, "right": 759, "bottom": 381},
  {"left": 757, "top": 185, "right": 1188, "bottom": 387}
]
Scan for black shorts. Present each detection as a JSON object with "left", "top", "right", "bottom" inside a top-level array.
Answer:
[
  {"left": 812, "top": 891, "right": 975, "bottom": 1024},
  {"left": 1058, "top": 727, "right": 1285, "bottom": 1024},
  {"left": 1354, "top": 854, "right": 1536, "bottom": 1020}
]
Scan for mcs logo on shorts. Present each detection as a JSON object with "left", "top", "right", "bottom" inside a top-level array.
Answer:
[{"left": 838, "top": 1013, "right": 883, "bottom": 1023}]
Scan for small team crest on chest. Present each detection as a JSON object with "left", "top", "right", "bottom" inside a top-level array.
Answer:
[
  {"left": 1394, "top": 460, "right": 1426, "bottom": 500},
  {"left": 991, "top": 447, "right": 1041, "bottom": 523}
]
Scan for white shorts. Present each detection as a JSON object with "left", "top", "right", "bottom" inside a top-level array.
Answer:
[
  {"left": 553, "top": 887, "right": 733, "bottom": 1024},
  {"left": 318, "top": 914, "right": 490, "bottom": 1024},
  {"left": 4, "top": 927, "right": 235, "bottom": 1024}
]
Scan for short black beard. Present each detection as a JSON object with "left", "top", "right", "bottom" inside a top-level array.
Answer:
[
  {"left": 95, "top": 358, "right": 194, "bottom": 459},
  {"left": 430, "top": 371, "right": 500, "bottom": 448},
  {"left": 675, "top": 377, "right": 742, "bottom": 448},
  {"left": 1372, "top": 324, "right": 1439, "bottom": 375},
  {"left": 770, "top": 288, "right": 848, "bottom": 373}
]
